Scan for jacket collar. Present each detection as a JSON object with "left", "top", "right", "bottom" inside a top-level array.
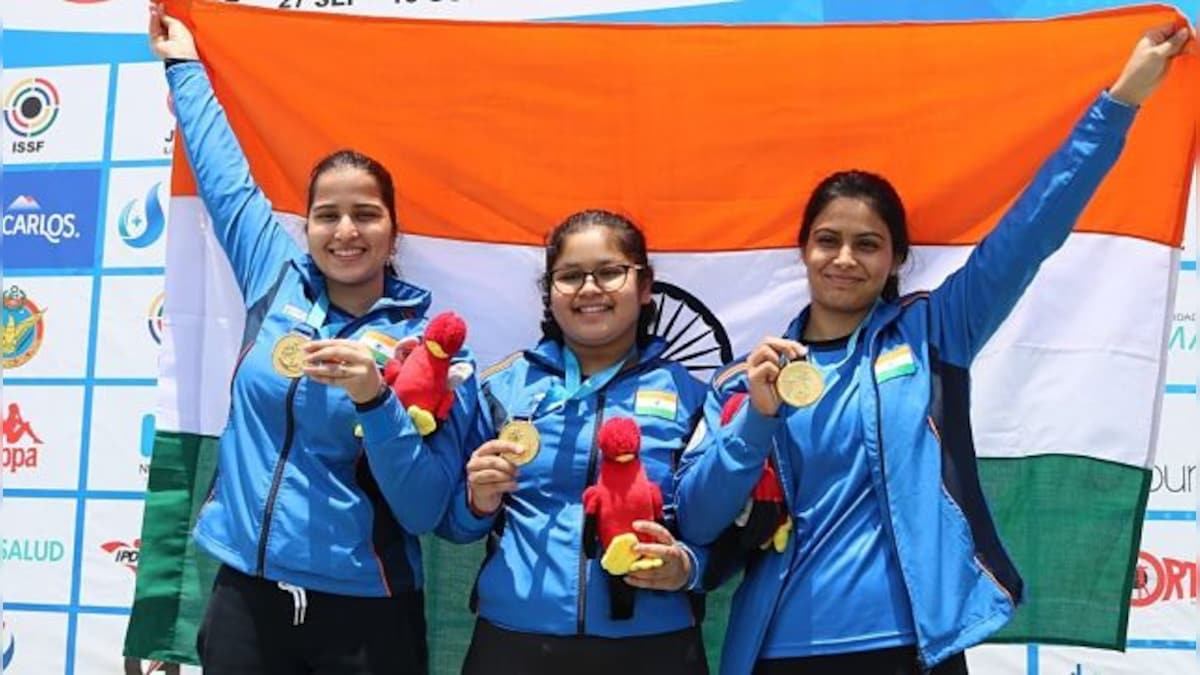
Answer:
[
  {"left": 784, "top": 299, "right": 903, "bottom": 345},
  {"left": 525, "top": 336, "right": 668, "bottom": 376}
]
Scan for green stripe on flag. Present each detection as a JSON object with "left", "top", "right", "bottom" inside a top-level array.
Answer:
[
  {"left": 123, "top": 432, "right": 220, "bottom": 665},
  {"left": 875, "top": 361, "right": 916, "bottom": 383},
  {"left": 980, "top": 454, "right": 1150, "bottom": 649}
]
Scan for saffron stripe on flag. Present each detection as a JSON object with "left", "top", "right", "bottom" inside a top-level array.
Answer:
[{"left": 168, "top": 0, "right": 1195, "bottom": 251}]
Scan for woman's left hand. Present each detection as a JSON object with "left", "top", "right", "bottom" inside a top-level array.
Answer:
[
  {"left": 1109, "top": 22, "right": 1192, "bottom": 106},
  {"left": 623, "top": 520, "right": 692, "bottom": 592},
  {"left": 303, "top": 339, "right": 384, "bottom": 403}
]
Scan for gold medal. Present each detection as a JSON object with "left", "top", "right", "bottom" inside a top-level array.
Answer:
[
  {"left": 271, "top": 333, "right": 309, "bottom": 378},
  {"left": 499, "top": 419, "right": 540, "bottom": 466},
  {"left": 776, "top": 360, "right": 824, "bottom": 407}
]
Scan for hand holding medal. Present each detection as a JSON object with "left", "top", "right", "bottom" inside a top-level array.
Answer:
[
  {"left": 465, "top": 439, "right": 522, "bottom": 515},
  {"left": 746, "top": 337, "right": 810, "bottom": 417},
  {"left": 776, "top": 355, "right": 824, "bottom": 408},
  {"left": 498, "top": 419, "right": 540, "bottom": 466},
  {"left": 271, "top": 332, "right": 310, "bottom": 379},
  {"left": 301, "top": 339, "right": 384, "bottom": 404}
]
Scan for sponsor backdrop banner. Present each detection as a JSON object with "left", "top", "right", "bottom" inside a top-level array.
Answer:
[{"left": 1, "top": 1, "right": 1195, "bottom": 674}]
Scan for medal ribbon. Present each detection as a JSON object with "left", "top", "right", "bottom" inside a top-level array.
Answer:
[
  {"left": 805, "top": 312, "right": 867, "bottom": 372},
  {"left": 293, "top": 290, "right": 330, "bottom": 338},
  {"left": 800, "top": 299, "right": 879, "bottom": 372},
  {"left": 563, "top": 346, "right": 634, "bottom": 401},
  {"left": 516, "top": 346, "right": 636, "bottom": 420},
  {"left": 271, "top": 291, "right": 329, "bottom": 379}
]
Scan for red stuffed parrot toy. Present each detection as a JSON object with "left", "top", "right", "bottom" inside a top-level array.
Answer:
[
  {"left": 699, "top": 392, "right": 792, "bottom": 590},
  {"left": 382, "top": 311, "right": 470, "bottom": 436},
  {"left": 582, "top": 417, "right": 665, "bottom": 576}
]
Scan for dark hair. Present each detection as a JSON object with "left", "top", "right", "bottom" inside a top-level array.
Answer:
[
  {"left": 797, "top": 170, "right": 910, "bottom": 301},
  {"left": 306, "top": 149, "right": 398, "bottom": 231},
  {"left": 539, "top": 209, "right": 657, "bottom": 347}
]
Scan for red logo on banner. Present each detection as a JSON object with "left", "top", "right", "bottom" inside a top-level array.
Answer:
[
  {"left": 2, "top": 402, "right": 43, "bottom": 474},
  {"left": 2, "top": 403, "right": 42, "bottom": 445},
  {"left": 1131, "top": 551, "right": 1196, "bottom": 608},
  {"left": 101, "top": 539, "right": 141, "bottom": 574}
]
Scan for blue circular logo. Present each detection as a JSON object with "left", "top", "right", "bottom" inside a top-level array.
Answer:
[{"left": 118, "top": 182, "right": 167, "bottom": 249}]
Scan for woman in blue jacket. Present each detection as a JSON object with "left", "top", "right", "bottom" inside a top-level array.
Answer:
[
  {"left": 439, "top": 210, "right": 709, "bottom": 674},
  {"left": 675, "top": 26, "right": 1190, "bottom": 675},
  {"left": 150, "top": 7, "right": 475, "bottom": 673}
]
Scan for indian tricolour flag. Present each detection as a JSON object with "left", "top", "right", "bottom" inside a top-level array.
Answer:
[{"left": 126, "top": 0, "right": 1197, "bottom": 668}]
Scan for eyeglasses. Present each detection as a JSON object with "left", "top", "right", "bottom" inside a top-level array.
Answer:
[{"left": 549, "top": 264, "right": 644, "bottom": 293}]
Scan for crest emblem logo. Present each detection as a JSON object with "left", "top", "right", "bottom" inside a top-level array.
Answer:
[{"left": 2, "top": 286, "right": 47, "bottom": 369}]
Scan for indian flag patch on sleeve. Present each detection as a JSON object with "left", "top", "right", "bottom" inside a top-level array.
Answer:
[
  {"left": 635, "top": 390, "right": 678, "bottom": 420},
  {"left": 359, "top": 330, "right": 400, "bottom": 367},
  {"left": 874, "top": 345, "right": 916, "bottom": 383}
]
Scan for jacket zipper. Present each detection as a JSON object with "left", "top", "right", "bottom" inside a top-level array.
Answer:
[
  {"left": 577, "top": 391, "right": 606, "bottom": 635},
  {"left": 253, "top": 308, "right": 397, "bottom": 578},
  {"left": 256, "top": 376, "right": 301, "bottom": 576},
  {"left": 869, "top": 345, "right": 926, "bottom": 667}
]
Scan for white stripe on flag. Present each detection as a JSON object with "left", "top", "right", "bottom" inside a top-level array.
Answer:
[{"left": 160, "top": 198, "right": 1172, "bottom": 475}]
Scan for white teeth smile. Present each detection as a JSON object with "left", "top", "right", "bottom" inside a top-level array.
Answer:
[
  {"left": 331, "top": 249, "right": 365, "bottom": 258},
  {"left": 576, "top": 305, "right": 610, "bottom": 313}
]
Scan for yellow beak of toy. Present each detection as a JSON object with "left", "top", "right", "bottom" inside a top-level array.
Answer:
[
  {"left": 426, "top": 340, "right": 448, "bottom": 359},
  {"left": 615, "top": 453, "right": 636, "bottom": 464}
]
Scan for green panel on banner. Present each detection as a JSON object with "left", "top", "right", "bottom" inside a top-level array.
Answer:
[
  {"left": 981, "top": 454, "right": 1150, "bottom": 649},
  {"left": 123, "top": 432, "right": 220, "bottom": 665}
]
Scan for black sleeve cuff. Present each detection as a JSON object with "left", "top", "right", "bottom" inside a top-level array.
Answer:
[
  {"left": 354, "top": 383, "right": 393, "bottom": 413},
  {"left": 165, "top": 57, "right": 200, "bottom": 70}
]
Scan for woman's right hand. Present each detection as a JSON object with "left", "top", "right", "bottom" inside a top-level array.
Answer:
[
  {"left": 466, "top": 440, "right": 521, "bottom": 515},
  {"left": 149, "top": 2, "right": 199, "bottom": 61},
  {"left": 746, "top": 337, "right": 807, "bottom": 418}
]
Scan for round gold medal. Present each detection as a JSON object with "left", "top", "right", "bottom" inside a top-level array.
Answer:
[
  {"left": 271, "top": 333, "right": 309, "bottom": 378},
  {"left": 499, "top": 420, "right": 540, "bottom": 466},
  {"left": 775, "top": 360, "right": 824, "bottom": 407}
]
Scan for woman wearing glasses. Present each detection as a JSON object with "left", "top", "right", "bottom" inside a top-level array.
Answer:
[{"left": 439, "top": 210, "right": 710, "bottom": 674}]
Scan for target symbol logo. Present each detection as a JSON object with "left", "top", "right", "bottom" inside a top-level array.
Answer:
[{"left": 4, "top": 77, "right": 61, "bottom": 138}]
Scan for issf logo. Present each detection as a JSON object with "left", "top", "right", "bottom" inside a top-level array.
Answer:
[
  {"left": 4, "top": 77, "right": 60, "bottom": 154},
  {"left": 119, "top": 182, "right": 167, "bottom": 249}
]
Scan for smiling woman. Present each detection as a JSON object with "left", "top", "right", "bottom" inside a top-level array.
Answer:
[
  {"left": 674, "top": 23, "right": 1192, "bottom": 675},
  {"left": 142, "top": 5, "right": 479, "bottom": 674},
  {"left": 798, "top": 170, "right": 911, "bottom": 341},
  {"left": 438, "top": 209, "right": 712, "bottom": 675},
  {"left": 303, "top": 150, "right": 400, "bottom": 316}
]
